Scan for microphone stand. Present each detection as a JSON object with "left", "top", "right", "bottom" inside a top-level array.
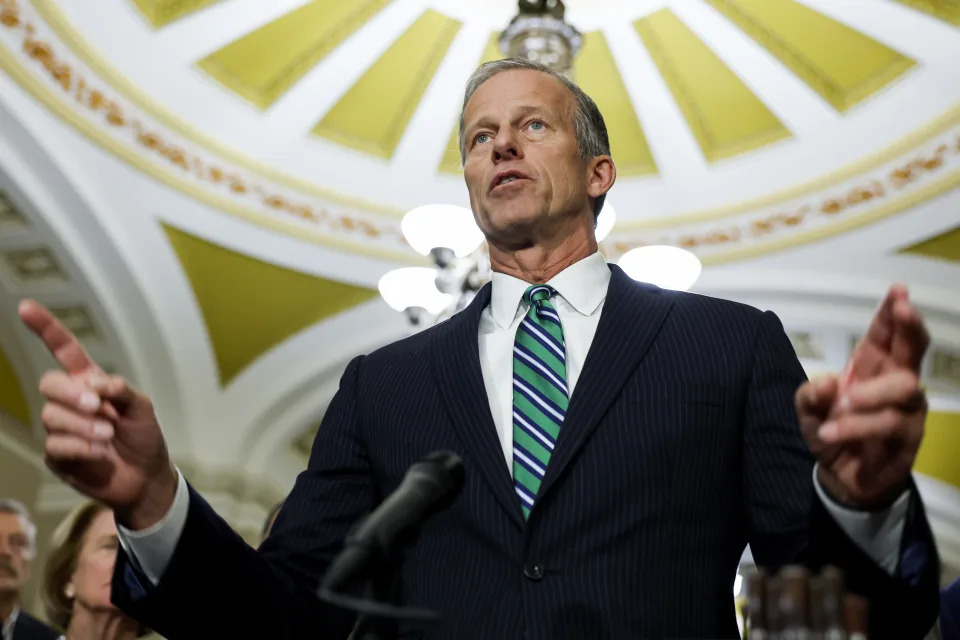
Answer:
[
  {"left": 351, "top": 562, "right": 402, "bottom": 640},
  {"left": 318, "top": 450, "right": 464, "bottom": 638},
  {"left": 318, "top": 532, "right": 442, "bottom": 640}
]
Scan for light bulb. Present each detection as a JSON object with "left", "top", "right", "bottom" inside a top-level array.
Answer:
[
  {"left": 378, "top": 267, "right": 453, "bottom": 315},
  {"left": 618, "top": 245, "right": 702, "bottom": 291},
  {"left": 401, "top": 204, "right": 485, "bottom": 258}
]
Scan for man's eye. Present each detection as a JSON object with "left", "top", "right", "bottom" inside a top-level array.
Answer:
[
  {"left": 530, "top": 121, "right": 544, "bottom": 131},
  {"left": 475, "top": 133, "right": 490, "bottom": 144}
]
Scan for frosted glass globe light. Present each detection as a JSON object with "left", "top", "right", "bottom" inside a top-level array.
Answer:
[
  {"left": 595, "top": 202, "right": 616, "bottom": 243},
  {"left": 401, "top": 204, "right": 485, "bottom": 258},
  {"left": 618, "top": 245, "right": 702, "bottom": 291},
  {"left": 378, "top": 267, "right": 453, "bottom": 314}
]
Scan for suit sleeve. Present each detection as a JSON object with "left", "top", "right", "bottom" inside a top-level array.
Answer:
[
  {"left": 110, "top": 355, "right": 377, "bottom": 640},
  {"left": 742, "top": 310, "right": 939, "bottom": 640}
]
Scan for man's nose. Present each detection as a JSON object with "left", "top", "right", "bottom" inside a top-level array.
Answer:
[{"left": 492, "top": 129, "right": 522, "bottom": 162}]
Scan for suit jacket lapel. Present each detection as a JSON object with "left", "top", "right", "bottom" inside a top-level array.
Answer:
[
  {"left": 429, "top": 284, "right": 525, "bottom": 529},
  {"left": 535, "top": 265, "right": 675, "bottom": 504}
]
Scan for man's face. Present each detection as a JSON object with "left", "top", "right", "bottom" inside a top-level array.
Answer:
[
  {"left": 461, "top": 69, "right": 596, "bottom": 247},
  {"left": 0, "top": 512, "right": 31, "bottom": 596}
]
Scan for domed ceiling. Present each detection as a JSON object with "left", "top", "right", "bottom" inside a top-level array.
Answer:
[
  {"left": 1, "top": 0, "right": 958, "bottom": 264},
  {"left": 0, "top": 0, "right": 959, "bottom": 554}
]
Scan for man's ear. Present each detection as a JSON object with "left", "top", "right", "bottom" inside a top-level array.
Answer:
[{"left": 587, "top": 155, "right": 616, "bottom": 201}]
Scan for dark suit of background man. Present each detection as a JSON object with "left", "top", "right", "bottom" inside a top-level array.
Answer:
[
  {"left": 20, "top": 58, "right": 940, "bottom": 639},
  {"left": 0, "top": 501, "right": 60, "bottom": 640}
]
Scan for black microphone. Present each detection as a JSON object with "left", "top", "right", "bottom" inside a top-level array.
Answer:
[{"left": 320, "top": 450, "right": 465, "bottom": 594}]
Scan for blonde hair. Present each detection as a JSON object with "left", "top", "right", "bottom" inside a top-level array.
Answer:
[
  {"left": 42, "top": 501, "right": 109, "bottom": 630},
  {"left": 41, "top": 501, "right": 148, "bottom": 636}
]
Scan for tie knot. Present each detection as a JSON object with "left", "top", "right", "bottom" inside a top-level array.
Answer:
[{"left": 524, "top": 285, "right": 555, "bottom": 306}]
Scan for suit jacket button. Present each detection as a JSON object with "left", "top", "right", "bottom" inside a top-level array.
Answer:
[{"left": 524, "top": 564, "right": 544, "bottom": 581}]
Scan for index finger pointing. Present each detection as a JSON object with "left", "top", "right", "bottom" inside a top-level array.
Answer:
[
  {"left": 863, "top": 284, "right": 907, "bottom": 352},
  {"left": 18, "top": 299, "right": 98, "bottom": 375},
  {"left": 891, "top": 298, "right": 930, "bottom": 372}
]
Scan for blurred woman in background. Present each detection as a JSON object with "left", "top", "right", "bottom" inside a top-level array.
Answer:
[{"left": 42, "top": 501, "right": 142, "bottom": 640}]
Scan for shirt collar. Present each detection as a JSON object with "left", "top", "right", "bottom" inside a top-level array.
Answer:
[
  {"left": 2, "top": 607, "right": 19, "bottom": 640},
  {"left": 489, "top": 251, "right": 611, "bottom": 329}
]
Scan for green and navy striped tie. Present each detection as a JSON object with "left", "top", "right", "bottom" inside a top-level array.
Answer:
[{"left": 512, "top": 284, "right": 568, "bottom": 519}]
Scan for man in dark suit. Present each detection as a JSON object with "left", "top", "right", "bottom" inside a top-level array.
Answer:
[
  {"left": 5, "top": 614, "right": 60, "bottom": 640},
  {"left": 0, "top": 501, "right": 60, "bottom": 640},
  {"left": 19, "top": 58, "right": 939, "bottom": 639},
  {"left": 938, "top": 577, "right": 960, "bottom": 640}
]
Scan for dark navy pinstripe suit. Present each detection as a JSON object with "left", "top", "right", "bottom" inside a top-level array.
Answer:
[{"left": 112, "top": 265, "right": 939, "bottom": 639}]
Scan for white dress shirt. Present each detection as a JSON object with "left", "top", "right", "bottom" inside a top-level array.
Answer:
[
  {"left": 479, "top": 251, "right": 610, "bottom": 468},
  {"left": 118, "top": 251, "right": 907, "bottom": 584},
  {"left": 1, "top": 607, "right": 18, "bottom": 640}
]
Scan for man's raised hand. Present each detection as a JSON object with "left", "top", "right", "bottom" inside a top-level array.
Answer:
[
  {"left": 794, "top": 285, "right": 928, "bottom": 509},
  {"left": 19, "top": 299, "right": 178, "bottom": 529}
]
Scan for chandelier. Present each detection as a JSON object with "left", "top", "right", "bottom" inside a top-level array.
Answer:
[
  {"left": 378, "top": 203, "right": 618, "bottom": 330},
  {"left": 499, "top": 0, "right": 583, "bottom": 76}
]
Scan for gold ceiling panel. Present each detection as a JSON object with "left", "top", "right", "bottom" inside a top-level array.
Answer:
[
  {"left": 634, "top": 9, "right": 790, "bottom": 162},
  {"left": 197, "top": 0, "right": 395, "bottom": 110},
  {"left": 162, "top": 224, "right": 378, "bottom": 386},
  {"left": 706, "top": 0, "right": 916, "bottom": 112},
  {"left": 0, "top": 342, "right": 31, "bottom": 426},
  {"left": 574, "top": 32, "right": 657, "bottom": 177},
  {"left": 899, "top": 225, "right": 960, "bottom": 262},
  {"left": 130, "top": 0, "right": 226, "bottom": 29},
  {"left": 893, "top": 0, "right": 960, "bottom": 27},
  {"left": 313, "top": 9, "right": 462, "bottom": 159},
  {"left": 438, "top": 32, "right": 504, "bottom": 175},
  {"left": 915, "top": 411, "right": 960, "bottom": 489}
]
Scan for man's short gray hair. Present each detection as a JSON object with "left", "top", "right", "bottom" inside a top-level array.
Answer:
[
  {"left": 457, "top": 58, "right": 611, "bottom": 220},
  {"left": 0, "top": 498, "right": 37, "bottom": 558}
]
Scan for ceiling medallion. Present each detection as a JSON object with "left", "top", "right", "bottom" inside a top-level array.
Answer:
[{"left": 499, "top": 0, "right": 583, "bottom": 75}]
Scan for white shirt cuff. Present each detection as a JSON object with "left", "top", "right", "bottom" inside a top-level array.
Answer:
[
  {"left": 116, "top": 467, "right": 190, "bottom": 586},
  {"left": 812, "top": 464, "right": 909, "bottom": 575}
]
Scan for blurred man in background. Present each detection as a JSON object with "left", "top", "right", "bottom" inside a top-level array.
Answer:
[{"left": 0, "top": 500, "right": 59, "bottom": 640}]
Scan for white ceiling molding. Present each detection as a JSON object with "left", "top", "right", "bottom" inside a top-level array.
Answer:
[
  {"left": 5, "top": 0, "right": 957, "bottom": 241},
  {"left": 0, "top": 97, "right": 192, "bottom": 453},
  {"left": 694, "top": 268, "right": 960, "bottom": 341},
  {"left": 34, "top": 473, "right": 88, "bottom": 514},
  {"left": 0, "top": 413, "right": 45, "bottom": 472}
]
